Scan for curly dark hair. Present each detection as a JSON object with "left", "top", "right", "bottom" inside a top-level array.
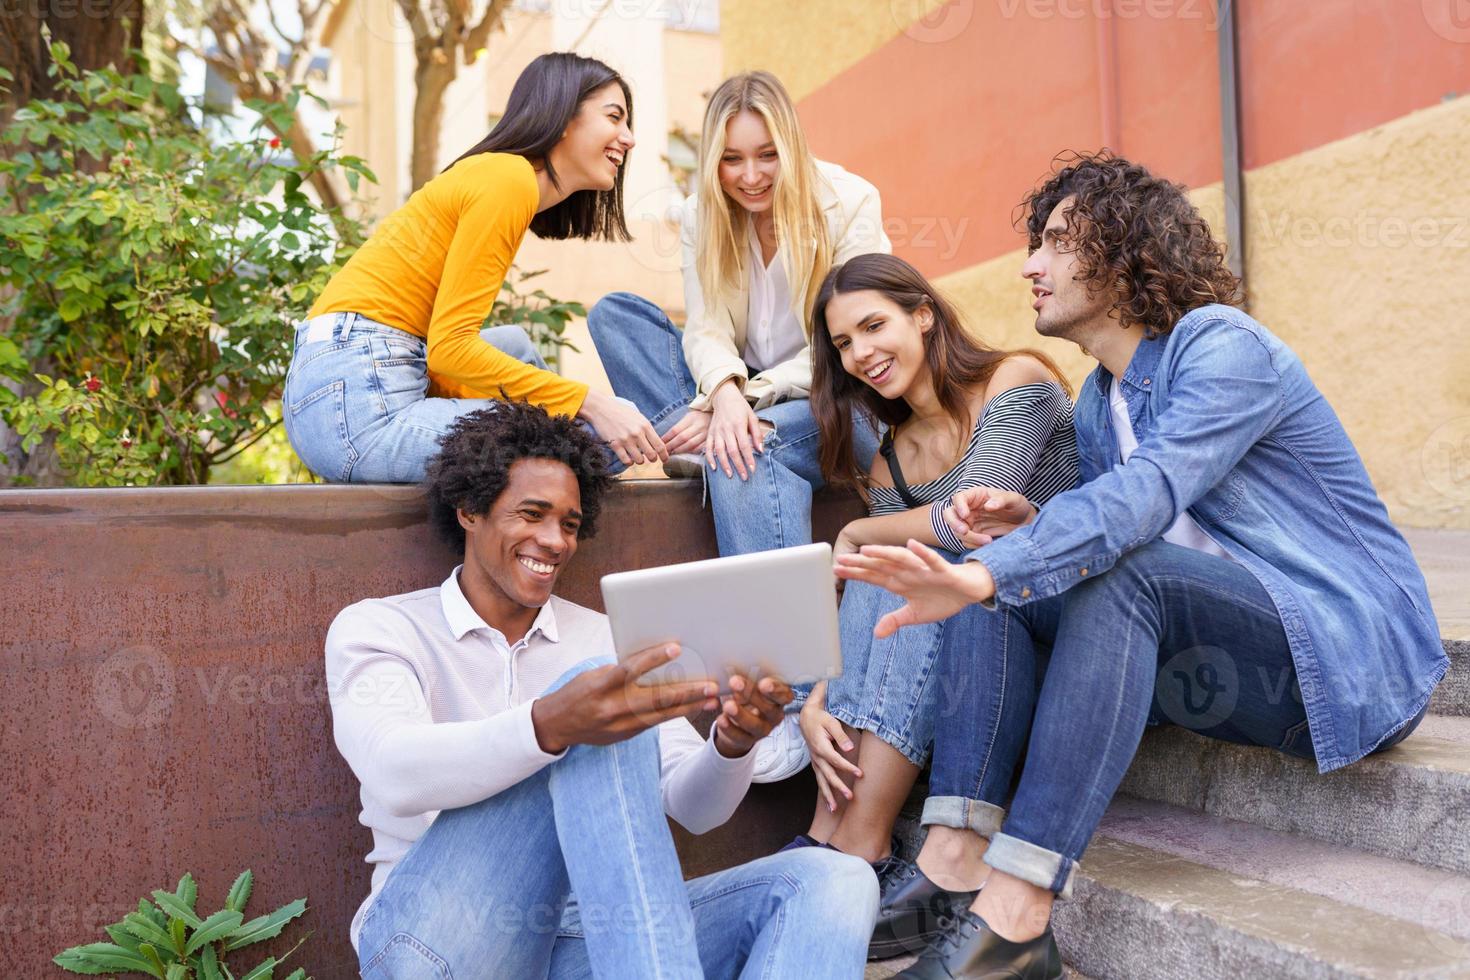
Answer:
[
  {"left": 1020, "top": 152, "right": 1241, "bottom": 338},
  {"left": 423, "top": 401, "right": 613, "bottom": 551}
]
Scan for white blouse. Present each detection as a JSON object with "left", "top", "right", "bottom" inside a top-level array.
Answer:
[{"left": 743, "top": 222, "right": 807, "bottom": 373}]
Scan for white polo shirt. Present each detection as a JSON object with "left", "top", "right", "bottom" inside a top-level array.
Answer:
[{"left": 326, "top": 567, "right": 802, "bottom": 949}]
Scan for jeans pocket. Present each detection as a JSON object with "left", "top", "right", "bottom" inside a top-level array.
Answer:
[
  {"left": 1277, "top": 717, "right": 1314, "bottom": 759},
  {"left": 360, "top": 932, "right": 453, "bottom": 980},
  {"left": 372, "top": 336, "right": 429, "bottom": 418},
  {"left": 283, "top": 379, "right": 355, "bottom": 482}
]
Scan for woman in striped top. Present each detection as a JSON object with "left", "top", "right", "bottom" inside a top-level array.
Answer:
[{"left": 790, "top": 254, "right": 1078, "bottom": 943}]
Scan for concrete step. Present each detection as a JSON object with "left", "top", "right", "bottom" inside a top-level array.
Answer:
[
  {"left": 1056, "top": 797, "right": 1470, "bottom": 979},
  {"left": 1431, "top": 638, "right": 1470, "bottom": 717},
  {"left": 1118, "top": 712, "right": 1470, "bottom": 874}
]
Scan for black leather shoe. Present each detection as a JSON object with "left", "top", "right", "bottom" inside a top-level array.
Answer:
[
  {"left": 895, "top": 910, "right": 1062, "bottom": 979},
  {"left": 867, "top": 860, "right": 979, "bottom": 961}
]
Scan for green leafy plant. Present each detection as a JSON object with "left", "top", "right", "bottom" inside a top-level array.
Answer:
[
  {"left": 54, "top": 871, "right": 310, "bottom": 980},
  {"left": 0, "top": 41, "right": 372, "bottom": 486},
  {"left": 489, "top": 267, "right": 585, "bottom": 374}
]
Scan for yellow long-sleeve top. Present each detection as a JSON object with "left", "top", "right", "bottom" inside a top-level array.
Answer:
[{"left": 309, "top": 152, "right": 589, "bottom": 417}]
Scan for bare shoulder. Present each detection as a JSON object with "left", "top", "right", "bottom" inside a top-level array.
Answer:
[
  {"left": 866, "top": 445, "right": 894, "bottom": 489},
  {"left": 990, "top": 353, "right": 1057, "bottom": 390}
]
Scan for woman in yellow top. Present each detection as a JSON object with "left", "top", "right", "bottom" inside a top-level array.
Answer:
[{"left": 283, "top": 53, "right": 665, "bottom": 483}]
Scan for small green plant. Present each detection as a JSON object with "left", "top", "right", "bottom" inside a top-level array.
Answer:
[
  {"left": 54, "top": 871, "right": 310, "bottom": 980},
  {"left": 489, "top": 267, "right": 585, "bottom": 374}
]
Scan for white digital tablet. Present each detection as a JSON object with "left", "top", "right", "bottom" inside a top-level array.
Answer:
[{"left": 600, "top": 542, "right": 843, "bottom": 691}]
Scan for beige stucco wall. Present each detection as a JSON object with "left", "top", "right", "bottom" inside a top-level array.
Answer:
[
  {"left": 930, "top": 98, "right": 1470, "bottom": 529},
  {"left": 1242, "top": 94, "right": 1470, "bottom": 529},
  {"left": 720, "top": 0, "right": 949, "bottom": 100}
]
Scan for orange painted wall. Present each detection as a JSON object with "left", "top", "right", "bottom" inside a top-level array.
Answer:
[{"left": 792, "top": 0, "right": 1470, "bottom": 276}]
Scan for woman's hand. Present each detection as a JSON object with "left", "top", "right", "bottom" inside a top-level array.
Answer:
[
  {"left": 945, "top": 487, "right": 1038, "bottom": 548},
  {"left": 662, "top": 408, "right": 712, "bottom": 456},
  {"left": 799, "top": 681, "right": 862, "bottom": 812},
  {"left": 705, "top": 379, "right": 764, "bottom": 480},
  {"left": 578, "top": 391, "right": 667, "bottom": 468},
  {"left": 834, "top": 540, "right": 996, "bottom": 638},
  {"left": 833, "top": 525, "right": 861, "bottom": 561}
]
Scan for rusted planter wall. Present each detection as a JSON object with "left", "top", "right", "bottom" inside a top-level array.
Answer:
[{"left": 0, "top": 482, "right": 863, "bottom": 980}]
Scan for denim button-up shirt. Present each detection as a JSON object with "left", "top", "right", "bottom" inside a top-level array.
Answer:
[{"left": 971, "top": 304, "right": 1445, "bottom": 772}]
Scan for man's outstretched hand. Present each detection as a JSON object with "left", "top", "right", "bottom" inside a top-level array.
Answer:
[
  {"left": 834, "top": 540, "right": 997, "bottom": 638},
  {"left": 531, "top": 643, "right": 719, "bottom": 754},
  {"left": 712, "top": 674, "right": 793, "bottom": 758}
]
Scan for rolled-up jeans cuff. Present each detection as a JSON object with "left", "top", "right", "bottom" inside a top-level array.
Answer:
[
  {"left": 982, "top": 832, "right": 1076, "bottom": 899},
  {"left": 920, "top": 796, "right": 1006, "bottom": 838}
]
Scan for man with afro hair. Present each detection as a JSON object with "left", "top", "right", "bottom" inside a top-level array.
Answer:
[{"left": 326, "top": 401, "right": 878, "bottom": 978}]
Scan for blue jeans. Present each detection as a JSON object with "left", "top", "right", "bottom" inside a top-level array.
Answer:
[
  {"left": 923, "top": 540, "right": 1426, "bottom": 896},
  {"left": 588, "top": 292, "right": 880, "bottom": 556},
  {"left": 282, "top": 313, "right": 623, "bottom": 483},
  {"left": 358, "top": 659, "right": 879, "bottom": 979},
  {"left": 825, "top": 550, "right": 976, "bottom": 767}
]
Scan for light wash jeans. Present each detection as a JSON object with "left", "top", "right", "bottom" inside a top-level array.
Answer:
[
  {"left": 357, "top": 659, "right": 878, "bottom": 979},
  {"left": 282, "top": 312, "right": 623, "bottom": 483},
  {"left": 824, "top": 549, "right": 971, "bottom": 767},
  {"left": 587, "top": 292, "right": 880, "bottom": 556},
  {"left": 925, "top": 540, "right": 1427, "bottom": 898}
]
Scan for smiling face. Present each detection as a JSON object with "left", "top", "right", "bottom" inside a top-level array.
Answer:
[
  {"left": 459, "top": 458, "right": 583, "bottom": 616},
  {"left": 1020, "top": 195, "right": 1114, "bottom": 342},
  {"left": 718, "top": 109, "right": 780, "bottom": 214},
  {"left": 551, "top": 80, "right": 634, "bottom": 193},
  {"left": 823, "top": 288, "right": 934, "bottom": 401}
]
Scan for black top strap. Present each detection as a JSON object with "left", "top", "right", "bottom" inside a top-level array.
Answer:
[{"left": 878, "top": 429, "right": 923, "bottom": 509}]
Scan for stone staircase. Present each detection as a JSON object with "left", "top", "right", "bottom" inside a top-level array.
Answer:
[{"left": 869, "top": 527, "right": 1470, "bottom": 979}]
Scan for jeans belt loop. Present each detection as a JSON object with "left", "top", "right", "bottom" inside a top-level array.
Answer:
[{"left": 336, "top": 311, "right": 356, "bottom": 342}]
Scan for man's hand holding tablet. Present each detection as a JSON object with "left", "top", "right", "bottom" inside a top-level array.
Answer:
[
  {"left": 711, "top": 674, "right": 794, "bottom": 758},
  {"left": 530, "top": 643, "right": 719, "bottom": 753}
]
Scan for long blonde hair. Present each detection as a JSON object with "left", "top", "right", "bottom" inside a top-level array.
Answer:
[{"left": 695, "top": 71, "right": 833, "bottom": 326}]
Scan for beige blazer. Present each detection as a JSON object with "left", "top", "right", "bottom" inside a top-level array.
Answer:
[{"left": 677, "top": 159, "right": 891, "bottom": 411}]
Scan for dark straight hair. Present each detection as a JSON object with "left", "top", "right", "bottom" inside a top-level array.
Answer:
[
  {"left": 810, "top": 253, "right": 1071, "bottom": 487},
  {"left": 449, "top": 52, "right": 632, "bottom": 242}
]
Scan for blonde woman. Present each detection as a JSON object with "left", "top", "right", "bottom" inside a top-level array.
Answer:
[{"left": 588, "top": 70, "right": 890, "bottom": 555}]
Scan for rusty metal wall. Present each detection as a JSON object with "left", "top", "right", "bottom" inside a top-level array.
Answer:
[{"left": 0, "top": 481, "right": 863, "bottom": 979}]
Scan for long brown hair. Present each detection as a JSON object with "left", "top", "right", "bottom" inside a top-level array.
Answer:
[{"left": 810, "top": 253, "right": 1069, "bottom": 487}]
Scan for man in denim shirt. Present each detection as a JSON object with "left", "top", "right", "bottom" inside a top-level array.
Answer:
[{"left": 836, "top": 154, "right": 1445, "bottom": 980}]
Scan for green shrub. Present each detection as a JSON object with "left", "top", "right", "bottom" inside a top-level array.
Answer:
[
  {"left": 0, "top": 43, "right": 371, "bottom": 486},
  {"left": 54, "top": 871, "right": 311, "bottom": 980}
]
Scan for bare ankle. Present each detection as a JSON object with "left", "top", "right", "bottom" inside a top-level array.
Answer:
[
  {"left": 915, "top": 827, "right": 989, "bottom": 891},
  {"left": 971, "top": 873, "right": 1053, "bottom": 942}
]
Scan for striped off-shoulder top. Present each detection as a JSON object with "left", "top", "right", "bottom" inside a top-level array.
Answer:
[{"left": 868, "top": 381, "right": 1080, "bottom": 552}]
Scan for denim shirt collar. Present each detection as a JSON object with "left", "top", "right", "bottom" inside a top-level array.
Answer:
[{"left": 1091, "top": 330, "right": 1168, "bottom": 400}]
